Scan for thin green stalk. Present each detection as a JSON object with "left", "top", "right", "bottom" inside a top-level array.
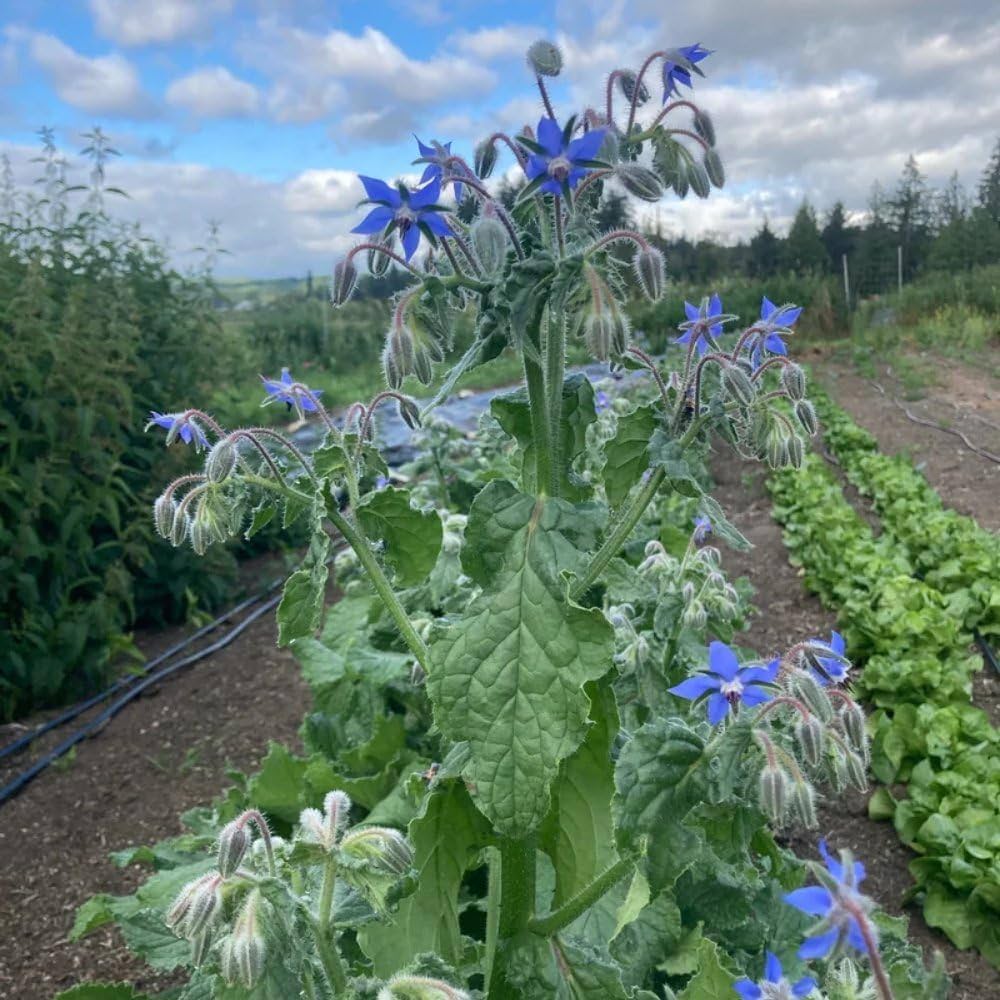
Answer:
[
  {"left": 313, "top": 857, "right": 347, "bottom": 995},
  {"left": 523, "top": 349, "right": 552, "bottom": 496},
  {"left": 545, "top": 309, "right": 566, "bottom": 497},
  {"left": 484, "top": 847, "right": 501, "bottom": 992},
  {"left": 326, "top": 505, "right": 431, "bottom": 674},
  {"left": 528, "top": 854, "right": 634, "bottom": 937}
]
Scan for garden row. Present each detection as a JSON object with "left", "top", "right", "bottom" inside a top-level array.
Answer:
[{"left": 767, "top": 391, "right": 1000, "bottom": 967}]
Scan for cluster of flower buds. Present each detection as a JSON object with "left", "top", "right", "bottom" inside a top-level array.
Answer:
[
  {"left": 152, "top": 472, "right": 241, "bottom": 554},
  {"left": 608, "top": 602, "right": 651, "bottom": 674},
  {"left": 383, "top": 290, "right": 448, "bottom": 388},
  {"left": 752, "top": 633, "right": 870, "bottom": 828},
  {"left": 165, "top": 810, "right": 275, "bottom": 984},
  {"left": 377, "top": 975, "right": 471, "bottom": 1000}
]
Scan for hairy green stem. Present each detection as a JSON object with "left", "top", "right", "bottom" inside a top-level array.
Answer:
[
  {"left": 528, "top": 854, "right": 634, "bottom": 937},
  {"left": 484, "top": 847, "right": 501, "bottom": 992},
  {"left": 488, "top": 836, "right": 537, "bottom": 1000},
  {"left": 312, "top": 856, "right": 347, "bottom": 995},
  {"left": 523, "top": 346, "right": 552, "bottom": 496},
  {"left": 545, "top": 309, "right": 566, "bottom": 497},
  {"left": 326, "top": 505, "right": 431, "bottom": 674}
]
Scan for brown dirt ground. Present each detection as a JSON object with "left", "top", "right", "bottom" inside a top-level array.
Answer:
[{"left": 0, "top": 580, "right": 313, "bottom": 999}]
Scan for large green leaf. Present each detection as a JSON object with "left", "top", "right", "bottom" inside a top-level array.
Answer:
[
  {"left": 540, "top": 680, "right": 623, "bottom": 944},
  {"left": 428, "top": 480, "right": 613, "bottom": 835},
  {"left": 676, "top": 937, "right": 737, "bottom": 999},
  {"left": 613, "top": 718, "right": 707, "bottom": 892},
  {"left": 53, "top": 986, "right": 151, "bottom": 1000},
  {"left": 358, "top": 779, "right": 493, "bottom": 975},
  {"left": 507, "top": 933, "right": 632, "bottom": 999},
  {"left": 276, "top": 495, "right": 330, "bottom": 645},
  {"left": 603, "top": 403, "right": 658, "bottom": 508},
  {"left": 491, "top": 373, "right": 598, "bottom": 499},
  {"left": 356, "top": 486, "right": 442, "bottom": 587}
]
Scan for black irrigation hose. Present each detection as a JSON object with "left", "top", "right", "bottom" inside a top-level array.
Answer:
[
  {"left": 0, "top": 584, "right": 283, "bottom": 763},
  {"left": 974, "top": 629, "right": 1000, "bottom": 679},
  {"left": 0, "top": 593, "right": 282, "bottom": 808}
]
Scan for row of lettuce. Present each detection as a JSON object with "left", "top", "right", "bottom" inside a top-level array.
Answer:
[
  {"left": 768, "top": 387, "right": 1000, "bottom": 967},
  {"left": 65, "top": 388, "right": 946, "bottom": 1000}
]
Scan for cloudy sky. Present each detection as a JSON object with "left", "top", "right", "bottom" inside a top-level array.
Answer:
[{"left": 1, "top": 0, "right": 997, "bottom": 277}]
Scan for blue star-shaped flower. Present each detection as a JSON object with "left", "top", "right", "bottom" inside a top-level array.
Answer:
[
  {"left": 661, "top": 44, "right": 713, "bottom": 101},
  {"left": 751, "top": 296, "right": 804, "bottom": 362},
  {"left": 595, "top": 390, "right": 611, "bottom": 411},
  {"left": 733, "top": 951, "right": 817, "bottom": 1000},
  {"left": 669, "top": 641, "right": 777, "bottom": 725},
  {"left": 809, "top": 630, "right": 849, "bottom": 686},
  {"left": 693, "top": 515, "right": 712, "bottom": 543},
  {"left": 522, "top": 117, "right": 607, "bottom": 196},
  {"left": 147, "top": 411, "right": 208, "bottom": 449},
  {"left": 784, "top": 840, "right": 870, "bottom": 960},
  {"left": 351, "top": 175, "right": 452, "bottom": 261},
  {"left": 260, "top": 367, "right": 322, "bottom": 412},
  {"left": 414, "top": 135, "right": 463, "bottom": 204},
  {"left": 675, "top": 293, "right": 724, "bottom": 356}
]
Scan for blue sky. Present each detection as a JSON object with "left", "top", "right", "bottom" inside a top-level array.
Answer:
[{"left": 1, "top": 1, "right": 997, "bottom": 276}]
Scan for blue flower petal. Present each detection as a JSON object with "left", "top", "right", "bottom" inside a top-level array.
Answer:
[
  {"left": 401, "top": 224, "right": 420, "bottom": 261},
  {"left": 740, "top": 684, "right": 772, "bottom": 708},
  {"left": 733, "top": 981, "right": 763, "bottom": 1000},
  {"left": 764, "top": 951, "right": 782, "bottom": 982},
  {"left": 567, "top": 127, "right": 606, "bottom": 163},
  {"left": 684, "top": 300, "right": 700, "bottom": 321},
  {"left": 793, "top": 976, "right": 818, "bottom": 997},
  {"left": 536, "top": 117, "right": 564, "bottom": 157},
  {"left": 706, "top": 691, "right": 731, "bottom": 725},
  {"left": 420, "top": 163, "right": 437, "bottom": 185},
  {"left": 764, "top": 333, "right": 787, "bottom": 355},
  {"left": 669, "top": 674, "right": 721, "bottom": 700},
  {"left": 675, "top": 329, "right": 694, "bottom": 346},
  {"left": 421, "top": 211, "right": 452, "bottom": 237},
  {"left": 410, "top": 176, "right": 441, "bottom": 209},
  {"left": 415, "top": 135, "right": 435, "bottom": 158},
  {"left": 352, "top": 206, "right": 395, "bottom": 234},
  {"left": 798, "top": 928, "right": 838, "bottom": 960},
  {"left": 709, "top": 292, "right": 722, "bottom": 317},
  {"left": 761, "top": 296, "right": 777, "bottom": 321},
  {"left": 784, "top": 885, "right": 833, "bottom": 917},
  {"left": 738, "top": 663, "right": 778, "bottom": 687},
  {"left": 708, "top": 640, "right": 740, "bottom": 681},
  {"left": 818, "top": 839, "right": 843, "bottom": 880},
  {"left": 847, "top": 918, "right": 867, "bottom": 952},
  {"left": 359, "top": 175, "right": 400, "bottom": 206}
]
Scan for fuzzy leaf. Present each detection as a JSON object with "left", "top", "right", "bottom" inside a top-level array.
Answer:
[
  {"left": 356, "top": 486, "right": 442, "bottom": 586},
  {"left": 428, "top": 480, "right": 613, "bottom": 835},
  {"left": 602, "top": 403, "right": 658, "bottom": 507},
  {"left": 276, "top": 496, "right": 329, "bottom": 644},
  {"left": 676, "top": 937, "right": 738, "bottom": 999}
]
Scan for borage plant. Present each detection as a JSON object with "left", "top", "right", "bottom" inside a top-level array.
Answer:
[{"left": 113, "top": 39, "right": 950, "bottom": 1000}]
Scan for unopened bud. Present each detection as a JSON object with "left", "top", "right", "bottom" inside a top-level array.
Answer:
[
  {"left": 367, "top": 240, "right": 393, "bottom": 278},
  {"left": 205, "top": 438, "right": 237, "bottom": 484},
  {"left": 413, "top": 349, "right": 433, "bottom": 386},
  {"left": 218, "top": 819, "right": 250, "bottom": 878},
  {"left": 332, "top": 257, "right": 359, "bottom": 305},
  {"left": 780, "top": 363, "right": 807, "bottom": 400},
  {"left": 845, "top": 750, "right": 868, "bottom": 791},
  {"left": 527, "top": 39, "right": 562, "bottom": 77},
  {"left": 759, "top": 766, "right": 787, "bottom": 823},
  {"left": 787, "top": 434, "right": 804, "bottom": 469},
  {"left": 766, "top": 429, "right": 790, "bottom": 469},
  {"left": 324, "top": 791, "right": 352, "bottom": 844},
  {"left": 616, "top": 163, "right": 663, "bottom": 202},
  {"left": 382, "top": 344, "right": 402, "bottom": 390},
  {"left": 788, "top": 780, "right": 817, "bottom": 827},
  {"left": 796, "top": 716, "right": 825, "bottom": 768},
  {"left": 795, "top": 399, "right": 819, "bottom": 437},
  {"left": 397, "top": 396, "right": 421, "bottom": 430},
  {"left": 220, "top": 932, "right": 265, "bottom": 988},
  {"left": 688, "top": 161, "right": 711, "bottom": 199},
  {"left": 190, "top": 517, "right": 209, "bottom": 555},
  {"left": 843, "top": 701, "right": 867, "bottom": 752},
  {"left": 618, "top": 70, "right": 650, "bottom": 106},
  {"left": 693, "top": 109, "right": 716, "bottom": 146},
  {"left": 584, "top": 308, "right": 630, "bottom": 361},
  {"left": 340, "top": 825, "right": 413, "bottom": 875},
  {"left": 190, "top": 929, "right": 213, "bottom": 967},
  {"left": 154, "top": 494, "right": 177, "bottom": 538},
  {"left": 378, "top": 975, "right": 471, "bottom": 1000},
  {"left": 634, "top": 246, "right": 666, "bottom": 301},
  {"left": 704, "top": 149, "right": 725, "bottom": 188},
  {"left": 794, "top": 670, "right": 834, "bottom": 723},
  {"left": 184, "top": 874, "right": 223, "bottom": 938},
  {"left": 474, "top": 140, "right": 498, "bottom": 179},
  {"left": 683, "top": 601, "right": 707, "bottom": 629},
  {"left": 170, "top": 507, "right": 191, "bottom": 547},
  {"left": 722, "top": 365, "right": 756, "bottom": 407},
  {"left": 471, "top": 215, "right": 508, "bottom": 274},
  {"left": 681, "top": 581, "right": 696, "bottom": 603}
]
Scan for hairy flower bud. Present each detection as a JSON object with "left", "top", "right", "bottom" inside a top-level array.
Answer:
[
  {"left": 397, "top": 396, "right": 421, "bottom": 430},
  {"left": 693, "top": 109, "right": 716, "bottom": 147},
  {"left": 170, "top": 507, "right": 191, "bottom": 547},
  {"left": 758, "top": 766, "right": 787, "bottom": 823},
  {"left": 584, "top": 308, "right": 630, "bottom": 361},
  {"left": 795, "top": 399, "right": 819, "bottom": 437},
  {"left": 793, "top": 670, "right": 834, "bottom": 723},
  {"left": 616, "top": 163, "right": 663, "bottom": 201},
  {"left": 688, "top": 160, "right": 711, "bottom": 198},
  {"left": 367, "top": 240, "right": 393, "bottom": 278},
  {"left": 168, "top": 873, "right": 222, "bottom": 939},
  {"left": 340, "top": 825, "right": 413, "bottom": 875},
  {"left": 721, "top": 365, "right": 756, "bottom": 407},
  {"left": 190, "top": 517, "right": 209, "bottom": 555},
  {"left": 220, "top": 891, "right": 266, "bottom": 988},
  {"left": 527, "top": 39, "right": 562, "bottom": 77},
  {"left": 471, "top": 215, "right": 508, "bottom": 274},
  {"left": 154, "top": 494, "right": 177, "bottom": 538},
  {"left": 190, "top": 929, "right": 213, "bottom": 967},
  {"left": 704, "top": 149, "right": 725, "bottom": 188},
  {"left": 217, "top": 819, "right": 250, "bottom": 878},
  {"left": 205, "top": 438, "right": 237, "bottom": 484},
  {"left": 787, "top": 434, "right": 805, "bottom": 469},
  {"left": 618, "top": 69, "right": 650, "bottom": 106},
  {"left": 634, "top": 246, "right": 666, "bottom": 301},
  {"left": 377, "top": 975, "right": 470, "bottom": 1000},
  {"left": 766, "top": 429, "right": 790, "bottom": 469},
  {"left": 845, "top": 750, "right": 868, "bottom": 791},
  {"left": 843, "top": 701, "right": 867, "bottom": 752},
  {"left": 788, "top": 780, "right": 817, "bottom": 827},
  {"left": 332, "top": 257, "right": 359, "bottom": 306},
  {"left": 474, "top": 140, "right": 498, "bottom": 179},
  {"left": 796, "top": 716, "right": 825, "bottom": 768},
  {"left": 780, "top": 363, "right": 807, "bottom": 401}
]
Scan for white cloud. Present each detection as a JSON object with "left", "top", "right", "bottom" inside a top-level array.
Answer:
[
  {"left": 449, "top": 25, "right": 542, "bottom": 62},
  {"left": 283, "top": 169, "right": 362, "bottom": 215},
  {"left": 89, "top": 0, "right": 234, "bottom": 46},
  {"left": 166, "top": 67, "right": 261, "bottom": 118},
  {"left": 23, "top": 32, "right": 153, "bottom": 117}
]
